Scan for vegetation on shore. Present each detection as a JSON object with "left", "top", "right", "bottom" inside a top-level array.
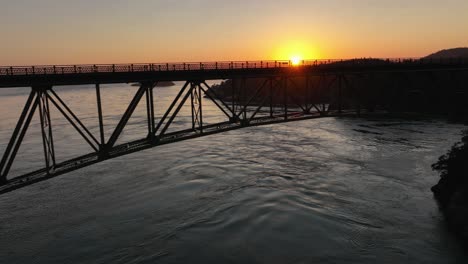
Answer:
[{"left": 432, "top": 130, "right": 468, "bottom": 243}]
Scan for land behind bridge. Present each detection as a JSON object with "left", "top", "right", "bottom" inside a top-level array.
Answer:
[{"left": 208, "top": 48, "right": 468, "bottom": 120}]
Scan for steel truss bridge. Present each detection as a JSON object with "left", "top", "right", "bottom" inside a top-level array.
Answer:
[{"left": 1, "top": 58, "right": 468, "bottom": 194}]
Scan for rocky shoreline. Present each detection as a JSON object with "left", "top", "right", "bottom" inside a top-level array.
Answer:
[{"left": 432, "top": 130, "right": 468, "bottom": 244}]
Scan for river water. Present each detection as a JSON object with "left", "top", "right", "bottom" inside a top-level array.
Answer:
[{"left": 0, "top": 83, "right": 466, "bottom": 263}]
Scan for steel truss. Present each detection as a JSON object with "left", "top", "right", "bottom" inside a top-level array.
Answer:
[{"left": 0, "top": 74, "right": 355, "bottom": 194}]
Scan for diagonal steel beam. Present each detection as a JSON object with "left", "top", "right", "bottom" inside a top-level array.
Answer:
[
  {"left": 154, "top": 81, "right": 190, "bottom": 135},
  {"left": 49, "top": 89, "right": 100, "bottom": 147},
  {"left": 287, "top": 78, "right": 307, "bottom": 112},
  {"left": 159, "top": 82, "right": 194, "bottom": 136},
  {"left": 0, "top": 90, "right": 40, "bottom": 181},
  {"left": 46, "top": 93, "right": 99, "bottom": 152},
  {"left": 0, "top": 89, "right": 37, "bottom": 180},
  {"left": 107, "top": 83, "right": 148, "bottom": 148},
  {"left": 236, "top": 79, "right": 269, "bottom": 120},
  {"left": 250, "top": 78, "right": 283, "bottom": 121},
  {"left": 200, "top": 82, "right": 234, "bottom": 119},
  {"left": 306, "top": 75, "right": 322, "bottom": 113}
]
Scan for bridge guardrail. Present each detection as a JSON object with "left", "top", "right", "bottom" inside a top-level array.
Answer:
[{"left": 1, "top": 58, "right": 468, "bottom": 76}]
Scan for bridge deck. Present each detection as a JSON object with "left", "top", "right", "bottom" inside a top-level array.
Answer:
[{"left": 2, "top": 58, "right": 468, "bottom": 88}]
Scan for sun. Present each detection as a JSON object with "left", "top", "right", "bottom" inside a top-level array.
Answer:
[
  {"left": 291, "top": 56, "right": 302, "bottom": 66},
  {"left": 271, "top": 40, "right": 320, "bottom": 63}
]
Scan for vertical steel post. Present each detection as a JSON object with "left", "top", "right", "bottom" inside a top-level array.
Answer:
[
  {"left": 44, "top": 91, "right": 56, "bottom": 168},
  {"left": 231, "top": 78, "right": 236, "bottom": 119},
  {"left": 149, "top": 85, "right": 155, "bottom": 138},
  {"left": 38, "top": 90, "right": 50, "bottom": 173},
  {"left": 190, "top": 82, "right": 196, "bottom": 130},
  {"left": 338, "top": 74, "right": 343, "bottom": 114},
  {"left": 190, "top": 82, "right": 203, "bottom": 133},
  {"left": 356, "top": 75, "right": 362, "bottom": 116},
  {"left": 145, "top": 83, "right": 156, "bottom": 139},
  {"left": 270, "top": 78, "right": 274, "bottom": 117},
  {"left": 95, "top": 84, "right": 105, "bottom": 147},
  {"left": 242, "top": 78, "right": 247, "bottom": 121},
  {"left": 146, "top": 86, "right": 152, "bottom": 134},
  {"left": 283, "top": 77, "right": 288, "bottom": 120},
  {"left": 198, "top": 83, "right": 203, "bottom": 133},
  {"left": 37, "top": 87, "right": 55, "bottom": 174},
  {"left": 146, "top": 83, "right": 156, "bottom": 142},
  {"left": 305, "top": 75, "right": 310, "bottom": 113}
]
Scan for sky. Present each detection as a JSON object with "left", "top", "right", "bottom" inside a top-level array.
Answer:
[{"left": 1, "top": 0, "right": 468, "bottom": 65}]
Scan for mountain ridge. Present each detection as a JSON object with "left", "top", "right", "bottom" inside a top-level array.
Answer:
[{"left": 425, "top": 47, "right": 468, "bottom": 59}]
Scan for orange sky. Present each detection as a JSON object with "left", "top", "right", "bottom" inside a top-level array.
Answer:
[{"left": 1, "top": 0, "right": 468, "bottom": 65}]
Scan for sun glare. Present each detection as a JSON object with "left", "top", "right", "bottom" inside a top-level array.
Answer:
[
  {"left": 291, "top": 56, "right": 302, "bottom": 65},
  {"left": 272, "top": 41, "right": 319, "bottom": 63}
]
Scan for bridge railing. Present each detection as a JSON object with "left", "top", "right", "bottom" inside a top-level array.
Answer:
[{"left": 1, "top": 58, "right": 468, "bottom": 76}]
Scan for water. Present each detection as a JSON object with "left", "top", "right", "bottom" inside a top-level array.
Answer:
[{"left": 0, "top": 83, "right": 466, "bottom": 263}]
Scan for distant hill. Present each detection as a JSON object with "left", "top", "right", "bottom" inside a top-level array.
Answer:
[{"left": 425, "top": 48, "right": 468, "bottom": 59}]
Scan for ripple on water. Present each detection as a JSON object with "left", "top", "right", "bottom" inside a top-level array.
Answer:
[{"left": 0, "top": 86, "right": 467, "bottom": 263}]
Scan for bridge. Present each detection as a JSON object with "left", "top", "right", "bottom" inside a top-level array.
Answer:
[{"left": 1, "top": 58, "right": 468, "bottom": 194}]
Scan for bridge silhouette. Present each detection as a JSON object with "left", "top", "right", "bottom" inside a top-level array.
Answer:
[{"left": 1, "top": 58, "right": 468, "bottom": 194}]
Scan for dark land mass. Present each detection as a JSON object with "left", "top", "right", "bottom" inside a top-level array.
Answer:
[
  {"left": 432, "top": 130, "right": 468, "bottom": 245},
  {"left": 419, "top": 48, "right": 468, "bottom": 246},
  {"left": 207, "top": 53, "right": 468, "bottom": 120},
  {"left": 426, "top": 47, "right": 468, "bottom": 59}
]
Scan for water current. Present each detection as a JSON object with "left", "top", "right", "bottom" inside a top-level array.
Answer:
[{"left": 0, "top": 83, "right": 466, "bottom": 263}]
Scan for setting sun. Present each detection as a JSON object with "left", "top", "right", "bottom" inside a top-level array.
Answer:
[
  {"left": 271, "top": 40, "right": 319, "bottom": 62},
  {"left": 291, "top": 56, "right": 302, "bottom": 65}
]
